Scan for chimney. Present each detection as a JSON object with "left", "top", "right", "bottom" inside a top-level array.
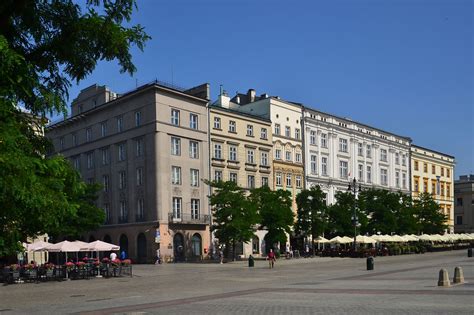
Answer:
[
  {"left": 247, "top": 89, "right": 256, "bottom": 103},
  {"left": 235, "top": 95, "right": 240, "bottom": 104},
  {"left": 217, "top": 90, "right": 230, "bottom": 108}
]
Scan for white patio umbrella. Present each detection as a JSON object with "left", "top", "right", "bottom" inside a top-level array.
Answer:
[
  {"left": 418, "top": 234, "right": 433, "bottom": 241},
  {"left": 45, "top": 241, "right": 83, "bottom": 252},
  {"left": 402, "top": 235, "right": 419, "bottom": 242},
  {"left": 27, "top": 240, "right": 51, "bottom": 251},
  {"left": 355, "top": 235, "right": 377, "bottom": 244},
  {"left": 83, "top": 240, "right": 120, "bottom": 251},
  {"left": 379, "top": 234, "right": 395, "bottom": 242},
  {"left": 430, "top": 234, "right": 444, "bottom": 242},
  {"left": 391, "top": 235, "right": 407, "bottom": 242},
  {"left": 341, "top": 236, "right": 354, "bottom": 244},
  {"left": 329, "top": 236, "right": 345, "bottom": 244},
  {"left": 314, "top": 236, "right": 330, "bottom": 244}
]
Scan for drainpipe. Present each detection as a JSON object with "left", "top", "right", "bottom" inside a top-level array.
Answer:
[{"left": 206, "top": 98, "right": 214, "bottom": 257}]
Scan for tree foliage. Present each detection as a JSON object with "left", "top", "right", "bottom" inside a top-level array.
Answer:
[
  {"left": 0, "top": 0, "right": 148, "bottom": 256},
  {"left": 413, "top": 193, "right": 448, "bottom": 234},
  {"left": 295, "top": 186, "right": 328, "bottom": 249},
  {"left": 207, "top": 181, "right": 259, "bottom": 260},
  {"left": 250, "top": 186, "right": 293, "bottom": 251}
]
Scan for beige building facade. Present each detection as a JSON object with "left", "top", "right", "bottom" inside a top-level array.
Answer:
[
  {"left": 411, "top": 145, "right": 455, "bottom": 232},
  {"left": 210, "top": 92, "right": 273, "bottom": 256},
  {"left": 46, "top": 81, "right": 211, "bottom": 263},
  {"left": 454, "top": 175, "right": 474, "bottom": 233}
]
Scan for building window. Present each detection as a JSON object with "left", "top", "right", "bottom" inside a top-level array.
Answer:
[
  {"left": 229, "top": 120, "right": 236, "bottom": 133},
  {"left": 358, "top": 164, "right": 363, "bottom": 181},
  {"left": 59, "top": 137, "right": 65, "bottom": 150},
  {"left": 456, "top": 216, "right": 463, "bottom": 225},
  {"left": 248, "top": 175, "right": 255, "bottom": 189},
  {"left": 446, "top": 184, "right": 451, "bottom": 197},
  {"left": 86, "top": 128, "right": 92, "bottom": 142},
  {"left": 310, "top": 131, "right": 316, "bottom": 145},
  {"left": 136, "top": 138, "right": 143, "bottom": 157},
  {"left": 295, "top": 152, "right": 301, "bottom": 163},
  {"left": 310, "top": 155, "right": 317, "bottom": 174},
  {"left": 137, "top": 198, "right": 144, "bottom": 220},
  {"left": 214, "top": 143, "right": 222, "bottom": 159},
  {"left": 229, "top": 172, "right": 237, "bottom": 183},
  {"left": 172, "top": 197, "right": 182, "bottom": 219},
  {"left": 171, "top": 166, "right": 181, "bottom": 185},
  {"left": 87, "top": 152, "right": 94, "bottom": 169},
  {"left": 358, "top": 143, "right": 363, "bottom": 156},
  {"left": 229, "top": 145, "right": 237, "bottom": 161},
  {"left": 286, "top": 174, "right": 292, "bottom": 187},
  {"left": 339, "top": 161, "right": 348, "bottom": 179},
  {"left": 402, "top": 172, "right": 407, "bottom": 189},
  {"left": 414, "top": 178, "right": 419, "bottom": 192},
  {"left": 261, "top": 151, "right": 268, "bottom": 166},
  {"left": 101, "top": 122, "right": 107, "bottom": 137},
  {"left": 430, "top": 164, "right": 435, "bottom": 174},
  {"left": 395, "top": 152, "right": 399, "bottom": 165},
  {"left": 102, "top": 175, "right": 109, "bottom": 192},
  {"left": 296, "top": 175, "right": 302, "bottom": 188},
  {"left": 101, "top": 148, "right": 109, "bottom": 165},
  {"left": 339, "top": 138, "right": 348, "bottom": 153},
  {"left": 103, "top": 204, "right": 110, "bottom": 223},
  {"left": 275, "top": 149, "right": 281, "bottom": 160},
  {"left": 285, "top": 151, "right": 292, "bottom": 161},
  {"left": 247, "top": 124, "right": 254, "bottom": 136},
  {"left": 423, "top": 163, "right": 428, "bottom": 173},
  {"left": 136, "top": 168, "right": 143, "bottom": 186},
  {"left": 295, "top": 128, "right": 300, "bottom": 140},
  {"left": 171, "top": 109, "right": 180, "bottom": 126},
  {"left": 190, "top": 113, "right": 198, "bottom": 130},
  {"left": 440, "top": 182, "right": 445, "bottom": 196},
  {"left": 456, "top": 198, "right": 463, "bottom": 206},
  {"left": 191, "top": 199, "right": 200, "bottom": 219},
  {"left": 366, "top": 145, "right": 371, "bottom": 158},
  {"left": 260, "top": 128, "right": 267, "bottom": 139},
  {"left": 214, "top": 170, "right": 223, "bottom": 181},
  {"left": 72, "top": 133, "right": 77, "bottom": 146},
  {"left": 441, "top": 167, "right": 444, "bottom": 176},
  {"left": 414, "top": 161, "right": 419, "bottom": 171},
  {"left": 274, "top": 124, "right": 280, "bottom": 135},
  {"left": 247, "top": 149, "right": 255, "bottom": 164},
  {"left": 285, "top": 126, "right": 291, "bottom": 138},
  {"left": 171, "top": 137, "right": 181, "bottom": 156},
  {"left": 262, "top": 176, "right": 269, "bottom": 187},
  {"left": 276, "top": 173, "right": 282, "bottom": 186},
  {"left": 321, "top": 133, "right": 327, "bottom": 148},
  {"left": 118, "top": 143, "right": 126, "bottom": 161},
  {"left": 380, "top": 169, "right": 388, "bottom": 186},
  {"left": 395, "top": 171, "right": 400, "bottom": 188},
  {"left": 213, "top": 117, "right": 221, "bottom": 129},
  {"left": 191, "top": 169, "right": 200, "bottom": 187},
  {"left": 447, "top": 169, "right": 450, "bottom": 178},
  {"left": 117, "top": 116, "right": 123, "bottom": 132},
  {"left": 135, "top": 111, "right": 141, "bottom": 127},
  {"left": 380, "top": 149, "right": 387, "bottom": 162},
  {"left": 402, "top": 154, "right": 406, "bottom": 166},
  {"left": 367, "top": 165, "right": 372, "bottom": 183},
  {"left": 321, "top": 157, "right": 328, "bottom": 176},
  {"left": 189, "top": 141, "right": 199, "bottom": 159},
  {"left": 119, "top": 171, "right": 126, "bottom": 189},
  {"left": 119, "top": 201, "right": 128, "bottom": 221}
]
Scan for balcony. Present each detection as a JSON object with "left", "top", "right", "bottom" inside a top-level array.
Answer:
[{"left": 168, "top": 213, "right": 211, "bottom": 225}]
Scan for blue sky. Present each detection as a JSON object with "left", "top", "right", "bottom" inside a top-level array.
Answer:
[{"left": 67, "top": 0, "right": 473, "bottom": 177}]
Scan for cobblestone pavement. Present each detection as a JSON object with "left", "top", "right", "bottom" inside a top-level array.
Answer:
[{"left": 0, "top": 250, "right": 472, "bottom": 314}]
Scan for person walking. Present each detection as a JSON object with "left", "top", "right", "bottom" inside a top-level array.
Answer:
[
  {"left": 267, "top": 249, "right": 276, "bottom": 269},
  {"left": 120, "top": 250, "right": 126, "bottom": 260},
  {"left": 155, "top": 248, "right": 162, "bottom": 265}
]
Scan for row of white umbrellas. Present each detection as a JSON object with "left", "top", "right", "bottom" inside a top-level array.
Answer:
[
  {"left": 25, "top": 240, "right": 120, "bottom": 252},
  {"left": 314, "top": 233, "right": 474, "bottom": 244}
]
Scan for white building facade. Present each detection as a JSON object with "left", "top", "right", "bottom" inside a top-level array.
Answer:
[{"left": 302, "top": 108, "right": 411, "bottom": 204}]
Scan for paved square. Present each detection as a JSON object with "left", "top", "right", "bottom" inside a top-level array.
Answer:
[{"left": 0, "top": 250, "right": 472, "bottom": 314}]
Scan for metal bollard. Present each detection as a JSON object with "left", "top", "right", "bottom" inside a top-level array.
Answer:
[
  {"left": 366, "top": 256, "right": 374, "bottom": 270},
  {"left": 248, "top": 255, "right": 254, "bottom": 268},
  {"left": 468, "top": 248, "right": 472, "bottom": 258},
  {"left": 437, "top": 268, "right": 450, "bottom": 287}
]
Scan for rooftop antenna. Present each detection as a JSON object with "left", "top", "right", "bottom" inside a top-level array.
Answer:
[{"left": 219, "top": 84, "right": 223, "bottom": 96}]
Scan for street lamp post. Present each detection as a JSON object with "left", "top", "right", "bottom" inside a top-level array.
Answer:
[{"left": 348, "top": 178, "right": 361, "bottom": 251}]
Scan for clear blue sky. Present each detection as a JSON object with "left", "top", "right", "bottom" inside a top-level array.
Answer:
[{"left": 67, "top": 0, "right": 473, "bottom": 177}]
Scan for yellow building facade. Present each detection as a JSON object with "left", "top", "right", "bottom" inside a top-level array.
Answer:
[{"left": 411, "top": 145, "right": 455, "bottom": 232}]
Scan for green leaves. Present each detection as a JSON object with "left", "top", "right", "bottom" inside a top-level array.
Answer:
[{"left": 295, "top": 186, "right": 328, "bottom": 240}]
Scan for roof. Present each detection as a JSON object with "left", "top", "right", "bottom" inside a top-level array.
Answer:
[
  {"left": 210, "top": 104, "right": 272, "bottom": 123},
  {"left": 411, "top": 144, "right": 455, "bottom": 159}
]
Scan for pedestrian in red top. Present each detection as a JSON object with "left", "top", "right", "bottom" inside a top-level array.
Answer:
[{"left": 267, "top": 249, "right": 276, "bottom": 269}]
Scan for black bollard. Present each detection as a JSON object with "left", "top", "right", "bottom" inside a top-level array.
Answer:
[
  {"left": 366, "top": 256, "right": 374, "bottom": 270},
  {"left": 468, "top": 248, "right": 472, "bottom": 258},
  {"left": 248, "top": 255, "right": 254, "bottom": 267}
]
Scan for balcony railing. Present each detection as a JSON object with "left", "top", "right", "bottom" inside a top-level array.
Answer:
[{"left": 168, "top": 213, "right": 211, "bottom": 225}]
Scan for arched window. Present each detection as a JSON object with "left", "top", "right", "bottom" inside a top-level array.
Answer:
[{"left": 191, "top": 234, "right": 202, "bottom": 256}]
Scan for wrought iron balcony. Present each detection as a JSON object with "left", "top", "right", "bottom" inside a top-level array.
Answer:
[{"left": 168, "top": 213, "right": 211, "bottom": 225}]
